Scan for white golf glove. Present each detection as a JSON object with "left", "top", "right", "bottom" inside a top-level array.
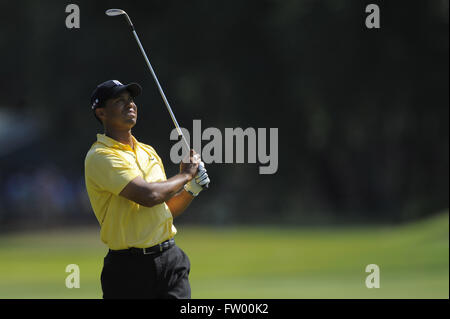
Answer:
[{"left": 184, "top": 162, "right": 210, "bottom": 197}]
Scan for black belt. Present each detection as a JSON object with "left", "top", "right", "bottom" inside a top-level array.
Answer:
[{"left": 109, "top": 238, "right": 175, "bottom": 255}]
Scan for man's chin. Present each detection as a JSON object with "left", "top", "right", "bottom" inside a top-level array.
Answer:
[{"left": 124, "top": 117, "right": 137, "bottom": 127}]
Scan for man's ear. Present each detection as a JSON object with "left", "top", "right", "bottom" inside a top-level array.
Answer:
[{"left": 95, "top": 108, "right": 106, "bottom": 122}]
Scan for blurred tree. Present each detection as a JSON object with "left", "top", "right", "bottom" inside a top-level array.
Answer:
[{"left": 0, "top": 0, "right": 448, "bottom": 227}]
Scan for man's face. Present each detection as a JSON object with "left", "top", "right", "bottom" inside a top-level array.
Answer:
[{"left": 96, "top": 91, "right": 138, "bottom": 129}]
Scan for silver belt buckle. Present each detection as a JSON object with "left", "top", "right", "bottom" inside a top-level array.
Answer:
[
  {"left": 143, "top": 247, "right": 152, "bottom": 255},
  {"left": 160, "top": 240, "right": 170, "bottom": 252}
]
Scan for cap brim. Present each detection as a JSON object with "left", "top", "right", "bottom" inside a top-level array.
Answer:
[
  {"left": 123, "top": 83, "right": 142, "bottom": 97},
  {"left": 112, "top": 82, "right": 142, "bottom": 99}
]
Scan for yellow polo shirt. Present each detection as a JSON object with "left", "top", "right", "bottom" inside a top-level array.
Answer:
[{"left": 84, "top": 134, "right": 177, "bottom": 250}]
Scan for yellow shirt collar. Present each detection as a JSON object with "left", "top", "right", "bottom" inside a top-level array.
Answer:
[{"left": 96, "top": 133, "right": 138, "bottom": 151}]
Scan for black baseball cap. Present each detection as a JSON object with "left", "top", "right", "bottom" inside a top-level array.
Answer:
[{"left": 91, "top": 80, "right": 142, "bottom": 110}]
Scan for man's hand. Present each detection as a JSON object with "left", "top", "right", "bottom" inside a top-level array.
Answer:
[
  {"left": 196, "top": 162, "right": 210, "bottom": 188},
  {"left": 184, "top": 162, "right": 210, "bottom": 197},
  {"left": 180, "top": 149, "right": 200, "bottom": 180}
]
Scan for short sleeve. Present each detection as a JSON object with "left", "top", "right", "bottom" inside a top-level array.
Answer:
[{"left": 85, "top": 149, "right": 141, "bottom": 196}]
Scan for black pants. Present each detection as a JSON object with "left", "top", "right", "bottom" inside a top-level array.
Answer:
[{"left": 101, "top": 245, "right": 191, "bottom": 299}]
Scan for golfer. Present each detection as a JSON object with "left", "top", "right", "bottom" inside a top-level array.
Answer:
[{"left": 84, "top": 80, "right": 210, "bottom": 299}]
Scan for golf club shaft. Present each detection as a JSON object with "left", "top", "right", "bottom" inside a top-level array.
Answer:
[
  {"left": 106, "top": 9, "right": 208, "bottom": 187},
  {"left": 131, "top": 30, "right": 191, "bottom": 153},
  {"left": 122, "top": 12, "right": 207, "bottom": 186},
  {"left": 133, "top": 32, "right": 207, "bottom": 187}
]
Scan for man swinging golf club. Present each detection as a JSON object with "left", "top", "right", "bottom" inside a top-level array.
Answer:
[
  {"left": 84, "top": 79, "right": 210, "bottom": 299},
  {"left": 85, "top": 8, "right": 209, "bottom": 299}
]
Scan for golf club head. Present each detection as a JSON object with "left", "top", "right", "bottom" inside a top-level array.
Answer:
[
  {"left": 105, "top": 8, "right": 134, "bottom": 28},
  {"left": 105, "top": 9, "right": 126, "bottom": 16}
]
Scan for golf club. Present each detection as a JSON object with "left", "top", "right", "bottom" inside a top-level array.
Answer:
[{"left": 105, "top": 9, "right": 191, "bottom": 157}]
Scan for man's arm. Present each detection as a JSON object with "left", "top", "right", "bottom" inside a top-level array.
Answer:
[
  {"left": 119, "top": 173, "right": 192, "bottom": 208},
  {"left": 166, "top": 189, "right": 194, "bottom": 218},
  {"left": 119, "top": 149, "right": 200, "bottom": 207}
]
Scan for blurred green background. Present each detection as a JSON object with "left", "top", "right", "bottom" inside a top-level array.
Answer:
[
  {"left": 1, "top": 0, "right": 448, "bottom": 229},
  {"left": 1, "top": 212, "right": 447, "bottom": 299}
]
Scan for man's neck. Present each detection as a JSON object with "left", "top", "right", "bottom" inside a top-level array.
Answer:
[{"left": 105, "top": 129, "right": 134, "bottom": 149}]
